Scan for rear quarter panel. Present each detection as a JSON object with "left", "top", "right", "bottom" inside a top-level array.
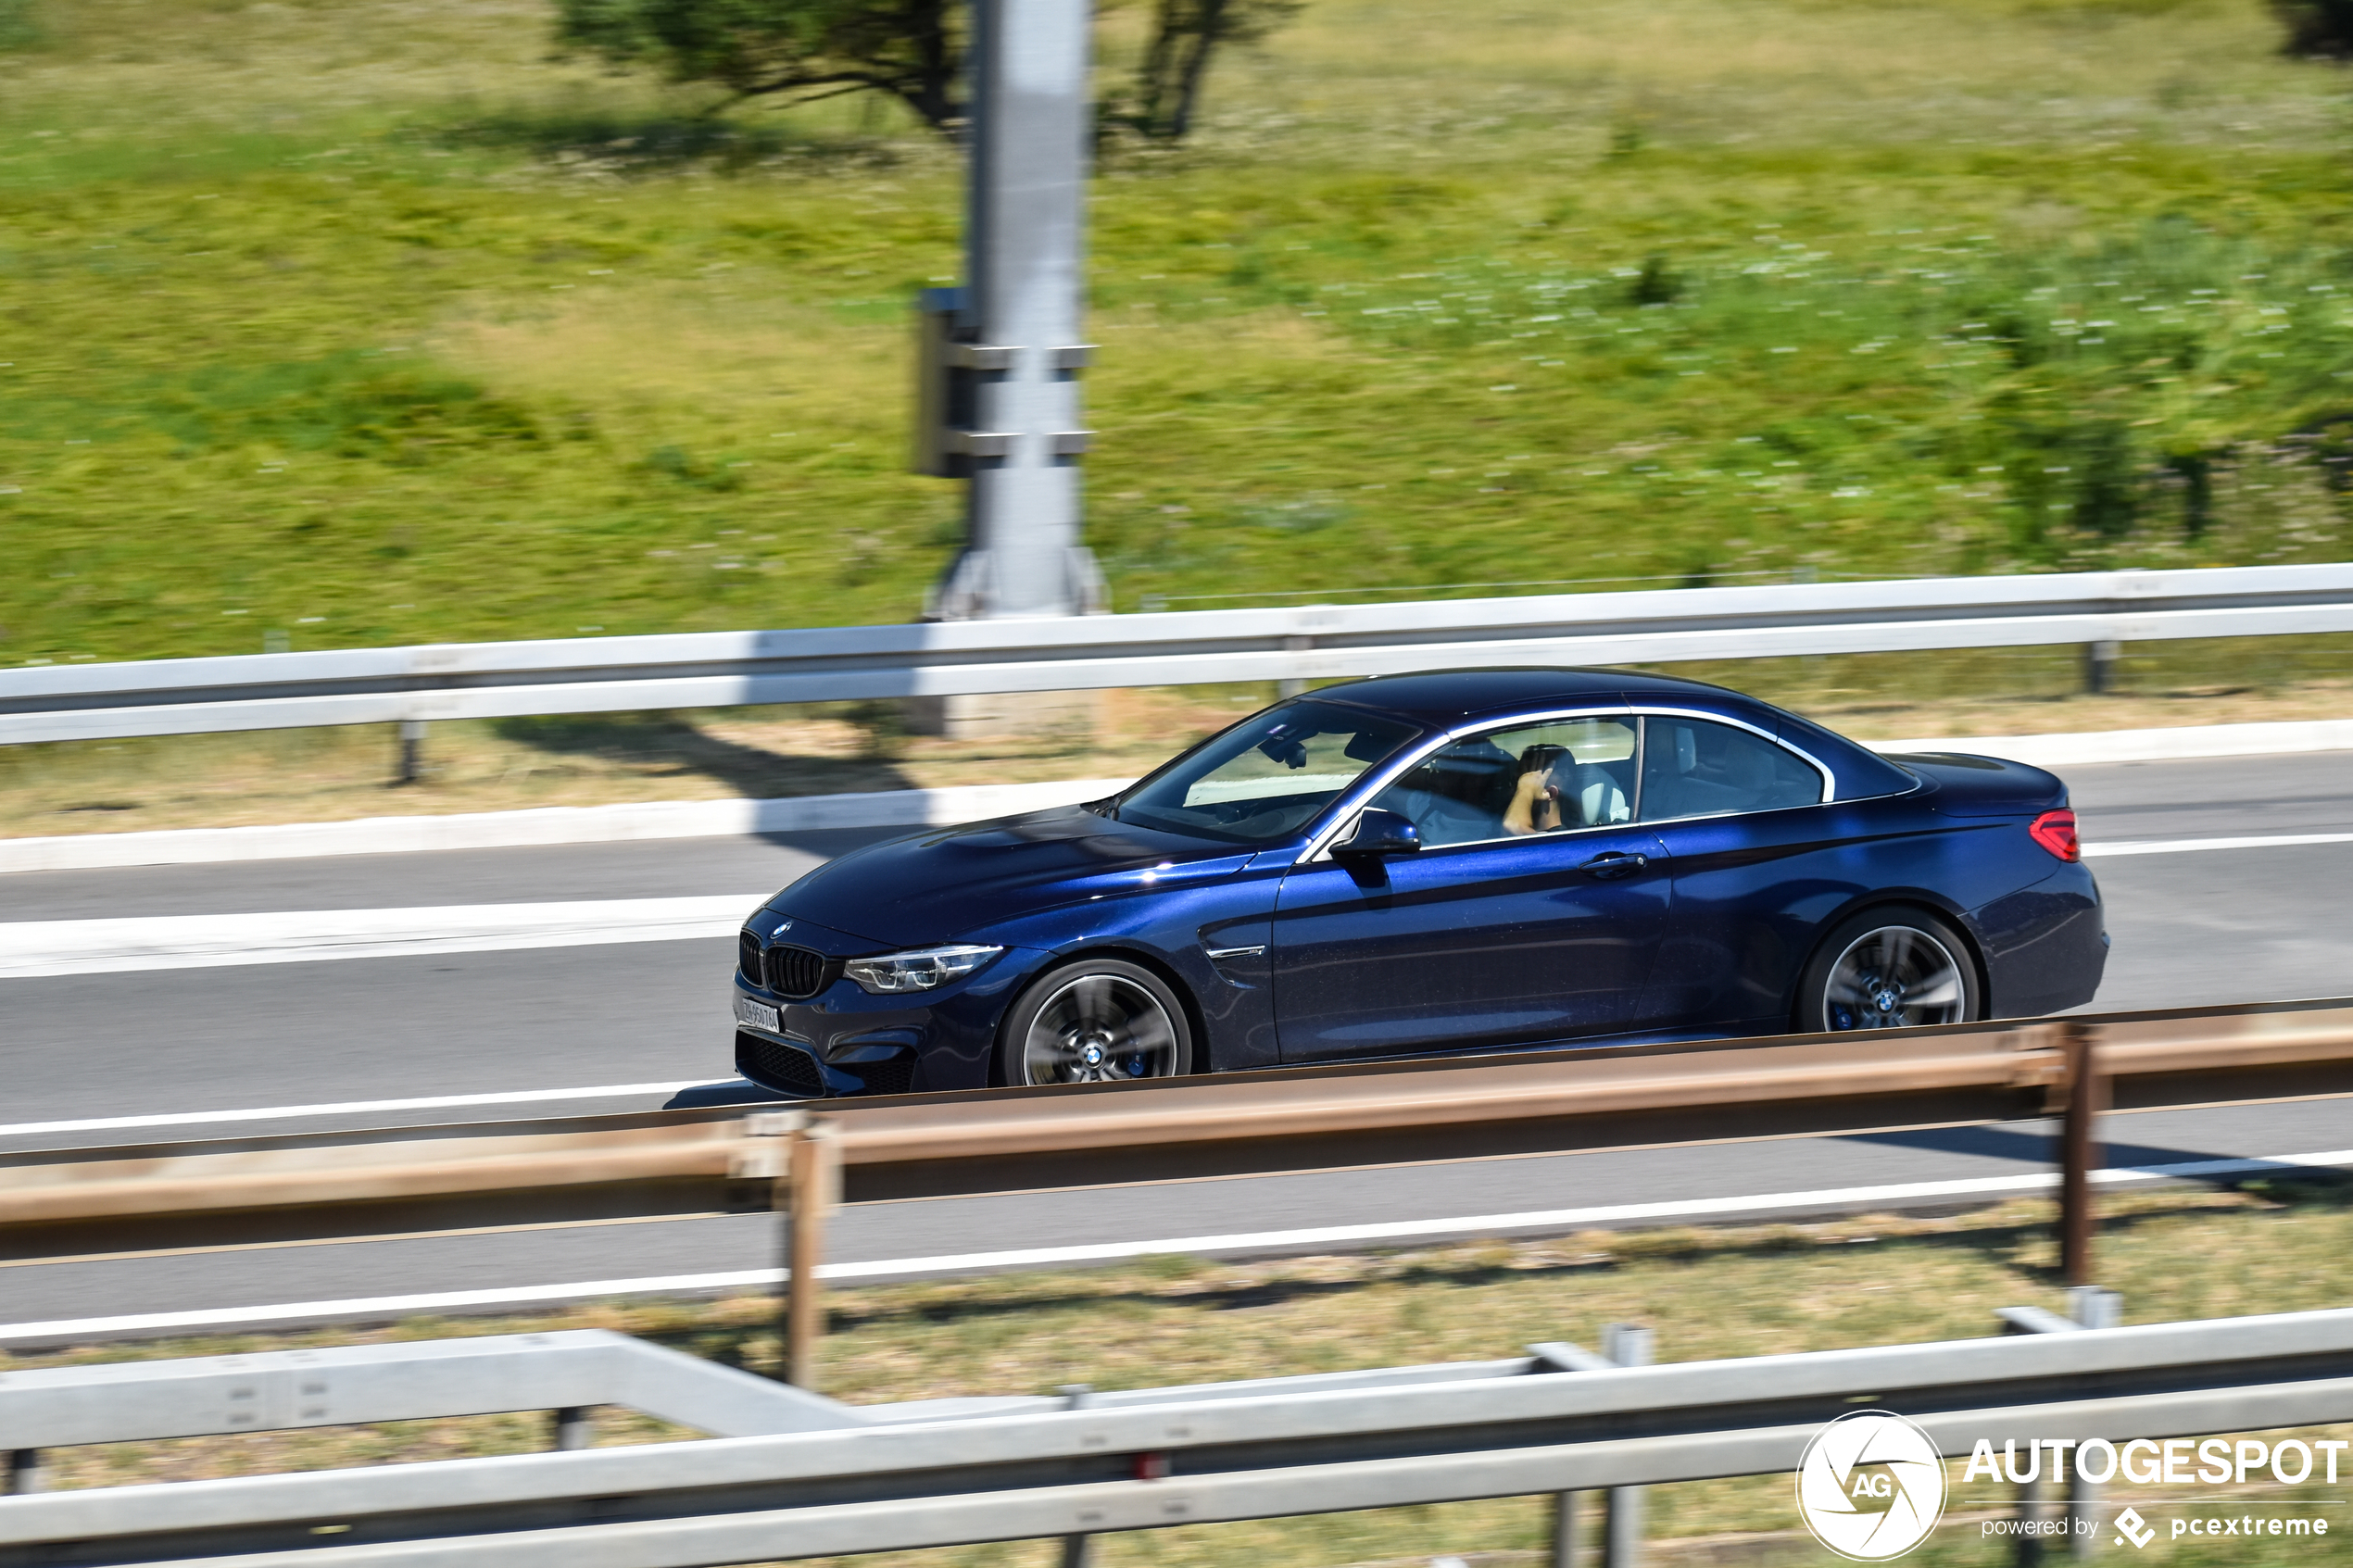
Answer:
[{"left": 1637, "top": 793, "right": 2061, "bottom": 1029}]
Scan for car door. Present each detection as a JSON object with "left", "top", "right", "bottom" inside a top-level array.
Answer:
[
  {"left": 1629, "top": 710, "right": 1850, "bottom": 1032},
  {"left": 1270, "top": 715, "right": 1673, "bottom": 1063}
]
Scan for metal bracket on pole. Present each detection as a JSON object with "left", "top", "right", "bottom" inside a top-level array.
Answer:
[{"left": 945, "top": 344, "right": 1019, "bottom": 370}]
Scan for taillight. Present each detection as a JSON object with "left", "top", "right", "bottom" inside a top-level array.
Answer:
[{"left": 2029, "top": 808, "right": 2080, "bottom": 862}]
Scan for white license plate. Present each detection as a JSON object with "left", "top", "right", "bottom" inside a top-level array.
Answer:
[{"left": 735, "top": 997, "right": 781, "bottom": 1033}]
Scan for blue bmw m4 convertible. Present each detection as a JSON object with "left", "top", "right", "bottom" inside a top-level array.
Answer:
[{"left": 731, "top": 669, "right": 2107, "bottom": 1098}]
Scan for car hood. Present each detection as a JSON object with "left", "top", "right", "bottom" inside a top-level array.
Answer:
[{"left": 765, "top": 805, "right": 1265, "bottom": 947}]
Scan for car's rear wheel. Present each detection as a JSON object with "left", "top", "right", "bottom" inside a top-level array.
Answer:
[
  {"left": 1796, "top": 906, "right": 1981, "bottom": 1033},
  {"left": 999, "top": 959, "right": 1193, "bottom": 1086}
]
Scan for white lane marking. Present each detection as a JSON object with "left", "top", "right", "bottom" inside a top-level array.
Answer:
[
  {"left": 0, "top": 895, "right": 773, "bottom": 979},
  {"left": 2084, "top": 831, "right": 2353, "bottom": 859},
  {"left": 6, "top": 1148, "right": 2345, "bottom": 1344},
  {"left": 0, "top": 1080, "right": 750, "bottom": 1141}
]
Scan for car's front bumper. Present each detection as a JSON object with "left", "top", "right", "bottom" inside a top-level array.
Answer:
[{"left": 730, "top": 937, "right": 1042, "bottom": 1098}]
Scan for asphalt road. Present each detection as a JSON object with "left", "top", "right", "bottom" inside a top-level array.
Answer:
[{"left": 5, "top": 751, "right": 2351, "bottom": 1339}]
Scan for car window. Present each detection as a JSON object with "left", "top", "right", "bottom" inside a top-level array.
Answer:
[
  {"left": 1114, "top": 700, "right": 1421, "bottom": 844},
  {"left": 1638, "top": 716, "right": 1822, "bottom": 822},
  {"left": 1369, "top": 716, "right": 1638, "bottom": 847}
]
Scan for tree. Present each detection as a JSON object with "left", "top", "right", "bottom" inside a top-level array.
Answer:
[
  {"left": 1122, "top": 0, "right": 1303, "bottom": 141},
  {"left": 2273, "top": 0, "right": 2353, "bottom": 56},
  {"left": 554, "top": 0, "right": 966, "bottom": 134},
  {"left": 552, "top": 0, "right": 1303, "bottom": 143}
]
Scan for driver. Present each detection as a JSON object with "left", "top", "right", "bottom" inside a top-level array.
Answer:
[{"left": 1502, "top": 743, "right": 1572, "bottom": 835}]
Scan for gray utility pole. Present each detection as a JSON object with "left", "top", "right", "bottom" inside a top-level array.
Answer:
[{"left": 917, "top": 0, "right": 1105, "bottom": 624}]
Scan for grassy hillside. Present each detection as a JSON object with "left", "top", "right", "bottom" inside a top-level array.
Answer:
[{"left": 4, "top": 0, "right": 2353, "bottom": 667}]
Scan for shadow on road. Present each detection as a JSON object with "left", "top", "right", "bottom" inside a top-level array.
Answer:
[{"left": 1842, "top": 1122, "right": 2337, "bottom": 1179}]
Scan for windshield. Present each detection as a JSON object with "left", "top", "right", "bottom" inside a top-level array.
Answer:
[{"left": 1113, "top": 700, "right": 1423, "bottom": 844}]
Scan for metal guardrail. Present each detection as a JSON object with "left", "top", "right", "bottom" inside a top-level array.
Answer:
[
  {"left": 6, "top": 563, "right": 2353, "bottom": 743},
  {"left": 11, "top": 1294, "right": 2353, "bottom": 1568},
  {"left": 6, "top": 997, "right": 2353, "bottom": 1384}
]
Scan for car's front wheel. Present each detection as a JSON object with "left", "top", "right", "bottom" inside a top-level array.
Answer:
[
  {"left": 1796, "top": 906, "right": 1981, "bottom": 1033},
  {"left": 998, "top": 959, "right": 1194, "bottom": 1086}
]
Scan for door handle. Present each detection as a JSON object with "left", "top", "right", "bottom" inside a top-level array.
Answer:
[{"left": 1578, "top": 850, "right": 1648, "bottom": 879}]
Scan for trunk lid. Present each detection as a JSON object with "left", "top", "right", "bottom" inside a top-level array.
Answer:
[{"left": 1884, "top": 752, "right": 2068, "bottom": 817}]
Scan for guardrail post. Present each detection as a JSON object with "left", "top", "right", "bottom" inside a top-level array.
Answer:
[
  {"left": 2059, "top": 1022, "right": 2104, "bottom": 1288},
  {"left": 1549, "top": 1486, "right": 1582, "bottom": 1568},
  {"left": 2082, "top": 639, "right": 2120, "bottom": 695},
  {"left": 1997, "top": 1287, "right": 2123, "bottom": 1565},
  {"left": 1600, "top": 1323, "right": 1652, "bottom": 1568},
  {"left": 2067, "top": 1287, "right": 2121, "bottom": 1558},
  {"left": 785, "top": 1119, "right": 841, "bottom": 1389},
  {"left": 1058, "top": 1385, "right": 1097, "bottom": 1567},
  {"left": 1279, "top": 634, "right": 1312, "bottom": 697},
  {"left": 1529, "top": 1339, "right": 1613, "bottom": 1568},
  {"left": 5, "top": 1450, "right": 44, "bottom": 1494},
  {"left": 551, "top": 1407, "right": 592, "bottom": 1451},
  {"left": 394, "top": 718, "right": 427, "bottom": 786}
]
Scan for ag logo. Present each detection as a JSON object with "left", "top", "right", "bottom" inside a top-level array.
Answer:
[{"left": 1795, "top": 1411, "right": 1948, "bottom": 1561}]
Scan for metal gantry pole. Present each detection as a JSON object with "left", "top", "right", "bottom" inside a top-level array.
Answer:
[{"left": 925, "top": 0, "right": 1101, "bottom": 625}]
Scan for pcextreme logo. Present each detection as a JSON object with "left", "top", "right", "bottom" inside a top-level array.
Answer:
[{"left": 1795, "top": 1411, "right": 1949, "bottom": 1562}]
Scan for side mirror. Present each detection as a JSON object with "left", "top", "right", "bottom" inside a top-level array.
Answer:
[{"left": 1335, "top": 807, "right": 1422, "bottom": 858}]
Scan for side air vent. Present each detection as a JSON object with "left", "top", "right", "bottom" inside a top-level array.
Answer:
[{"left": 735, "top": 1031, "right": 825, "bottom": 1097}]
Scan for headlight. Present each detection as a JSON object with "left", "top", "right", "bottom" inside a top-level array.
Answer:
[{"left": 842, "top": 944, "right": 1004, "bottom": 995}]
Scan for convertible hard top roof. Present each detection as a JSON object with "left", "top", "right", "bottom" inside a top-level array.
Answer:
[{"left": 1308, "top": 668, "right": 1740, "bottom": 726}]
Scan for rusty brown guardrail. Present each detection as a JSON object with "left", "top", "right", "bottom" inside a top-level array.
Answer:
[{"left": 6, "top": 997, "right": 2353, "bottom": 1384}]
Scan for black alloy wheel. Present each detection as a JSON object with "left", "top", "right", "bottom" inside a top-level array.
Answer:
[{"left": 998, "top": 958, "right": 1194, "bottom": 1086}]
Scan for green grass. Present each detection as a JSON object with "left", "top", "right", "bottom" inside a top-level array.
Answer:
[{"left": 5, "top": 0, "right": 2353, "bottom": 668}]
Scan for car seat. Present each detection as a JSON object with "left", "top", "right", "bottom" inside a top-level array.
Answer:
[{"left": 1565, "top": 761, "right": 1630, "bottom": 827}]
